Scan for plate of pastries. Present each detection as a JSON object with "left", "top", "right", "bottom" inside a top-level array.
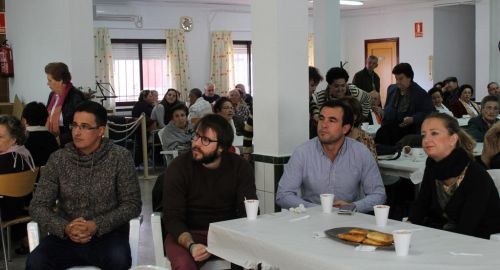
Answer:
[{"left": 325, "top": 227, "right": 394, "bottom": 250}]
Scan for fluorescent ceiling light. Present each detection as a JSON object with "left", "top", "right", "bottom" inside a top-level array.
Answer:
[{"left": 340, "top": 0, "right": 364, "bottom": 5}]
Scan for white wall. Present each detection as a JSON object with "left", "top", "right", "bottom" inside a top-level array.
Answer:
[
  {"left": 340, "top": 6, "right": 434, "bottom": 91},
  {"left": 93, "top": 3, "right": 251, "bottom": 92},
  {"left": 6, "top": 0, "right": 94, "bottom": 103},
  {"left": 434, "top": 5, "right": 475, "bottom": 91}
]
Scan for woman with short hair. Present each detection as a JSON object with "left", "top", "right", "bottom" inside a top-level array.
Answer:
[{"left": 449, "top": 84, "right": 480, "bottom": 118}]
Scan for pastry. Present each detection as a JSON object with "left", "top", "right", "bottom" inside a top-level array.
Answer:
[{"left": 337, "top": 233, "right": 365, "bottom": 243}]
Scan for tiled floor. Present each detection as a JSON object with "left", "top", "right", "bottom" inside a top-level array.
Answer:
[{"left": 0, "top": 170, "right": 162, "bottom": 270}]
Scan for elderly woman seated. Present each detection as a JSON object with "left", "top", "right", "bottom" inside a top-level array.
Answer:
[
  {"left": 0, "top": 115, "right": 36, "bottom": 253},
  {"left": 160, "top": 103, "right": 193, "bottom": 155},
  {"left": 340, "top": 96, "right": 377, "bottom": 161},
  {"left": 408, "top": 113, "right": 500, "bottom": 239},
  {"left": 228, "top": 89, "right": 250, "bottom": 135},
  {"left": 449, "top": 84, "right": 480, "bottom": 118}
]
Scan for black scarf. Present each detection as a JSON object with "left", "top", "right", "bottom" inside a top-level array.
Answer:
[{"left": 425, "top": 147, "right": 471, "bottom": 181}]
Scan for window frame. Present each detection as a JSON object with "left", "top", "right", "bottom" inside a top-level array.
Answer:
[
  {"left": 111, "top": 39, "right": 166, "bottom": 106},
  {"left": 233, "top": 40, "right": 252, "bottom": 94}
]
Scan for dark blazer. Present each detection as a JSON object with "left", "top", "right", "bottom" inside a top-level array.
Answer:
[
  {"left": 382, "top": 82, "right": 434, "bottom": 133},
  {"left": 466, "top": 116, "right": 498, "bottom": 142},
  {"left": 25, "top": 130, "right": 59, "bottom": 167},
  {"left": 352, "top": 67, "right": 380, "bottom": 93},
  {"left": 409, "top": 160, "right": 500, "bottom": 239}
]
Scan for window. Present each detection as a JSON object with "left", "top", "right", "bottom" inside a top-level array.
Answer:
[
  {"left": 111, "top": 39, "right": 168, "bottom": 102},
  {"left": 233, "top": 41, "right": 252, "bottom": 94}
]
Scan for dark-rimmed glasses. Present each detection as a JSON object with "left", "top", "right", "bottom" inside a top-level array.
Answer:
[{"left": 192, "top": 133, "right": 218, "bottom": 146}]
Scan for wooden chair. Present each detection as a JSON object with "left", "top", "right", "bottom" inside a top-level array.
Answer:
[
  {"left": 27, "top": 216, "right": 143, "bottom": 269},
  {"left": 0, "top": 168, "right": 39, "bottom": 270},
  {"left": 151, "top": 212, "right": 230, "bottom": 270}
]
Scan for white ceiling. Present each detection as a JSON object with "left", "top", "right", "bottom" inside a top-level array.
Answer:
[{"left": 92, "top": 0, "right": 445, "bottom": 10}]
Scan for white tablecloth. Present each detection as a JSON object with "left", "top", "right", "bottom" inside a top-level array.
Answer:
[{"left": 207, "top": 207, "right": 500, "bottom": 270}]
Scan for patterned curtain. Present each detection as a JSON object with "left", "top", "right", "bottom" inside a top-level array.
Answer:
[
  {"left": 209, "top": 31, "right": 234, "bottom": 96},
  {"left": 166, "top": 29, "right": 190, "bottom": 101},
  {"left": 94, "top": 28, "right": 115, "bottom": 109},
  {"left": 308, "top": 33, "right": 315, "bottom": 66}
]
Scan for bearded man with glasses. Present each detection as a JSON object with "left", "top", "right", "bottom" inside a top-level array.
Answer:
[
  {"left": 163, "top": 113, "right": 257, "bottom": 270},
  {"left": 27, "top": 101, "right": 142, "bottom": 270}
]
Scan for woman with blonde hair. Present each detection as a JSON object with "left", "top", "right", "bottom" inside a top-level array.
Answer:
[{"left": 408, "top": 113, "right": 500, "bottom": 238}]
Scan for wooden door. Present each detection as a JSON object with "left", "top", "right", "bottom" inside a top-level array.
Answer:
[{"left": 365, "top": 38, "right": 399, "bottom": 107}]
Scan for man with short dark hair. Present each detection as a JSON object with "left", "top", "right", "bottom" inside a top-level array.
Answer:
[
  {"left": 442, "top": 76, "right": 460, "bottom": 106},
  {"left": 376, "top": 63, "right": 433, "bottom": 145},
  {"left": 276, "top": 100, "right": 386, "bottom": 213},
  {"left": 352, "top": 55, "right": 380, "bottom": 93},
  {"left": 27, "top": 101, "right": 142, "bottom": 270},
  {"left": 21, "top": 102, "right": 58, "bottom": 167},
  {"left": 163, "top": 114, "right": 257, "bottom": 269},
  {"left": 202, "top": 82, "right": 220, "bottom": 103},
  {"left": 466, "top": 95, "right": 499, "bottom": 142},
  {"left": 188, "top": 88, "right": 213, "bottom": 125}
]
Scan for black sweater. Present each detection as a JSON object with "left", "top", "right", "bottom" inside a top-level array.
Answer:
[
  {"left": 163, "top": 151, "right": 257, "bottom": 240},
  {"left": 409, "top": 159, "right": 500, "bottom": 239}
]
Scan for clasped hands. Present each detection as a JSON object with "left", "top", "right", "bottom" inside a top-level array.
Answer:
[
  {"left": 190, "top": 243, "right": 211, "bottom": 262},
  {"left": 64, "top": 217, "right": 97, "bottom": 244}
]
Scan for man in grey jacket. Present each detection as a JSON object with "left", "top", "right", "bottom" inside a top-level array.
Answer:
[{"left": 27, "top": 101, "right": 142, "bottom": 270}]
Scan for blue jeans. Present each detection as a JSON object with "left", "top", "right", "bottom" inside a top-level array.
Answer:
[{"left": 25, "top": 229, "right": 131, "bottom": 270}]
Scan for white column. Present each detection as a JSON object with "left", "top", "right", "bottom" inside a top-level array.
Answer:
[
  {"left": 252, "top": 0, "right": 309, "bottom": 157},
  {"left": 252, "top": 0, "right": 308, "bottom": 213},
  {"left": 476, "top": 0, "right": 500, "bottom": 99},
  {"left": 6, "top": 0, "right": 94, "bottom": 103},
  {"left": 313, "top": 0, "right": 341, "bottom": 86}
]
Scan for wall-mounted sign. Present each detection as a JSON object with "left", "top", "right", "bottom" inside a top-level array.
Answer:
[{"left": 414, "top": 22, "right": 423, "bottom": 38}]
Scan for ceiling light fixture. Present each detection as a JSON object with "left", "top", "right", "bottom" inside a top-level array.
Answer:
[{"left": 340, "top": 0, "right": 364, "bottom": 6}]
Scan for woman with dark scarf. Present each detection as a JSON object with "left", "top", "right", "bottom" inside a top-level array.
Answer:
[
  {"left": 45, "top": 62, "right": 85, "bottom": 147},
  {"left": 409, "top": 113, "right": 500, "bottom": 239},
  {"left": 151, "top": 88, "right": 181, "bottom": 128}
]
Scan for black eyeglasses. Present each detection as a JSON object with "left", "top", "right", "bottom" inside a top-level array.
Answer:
[
  {"left": 192, "top": 133, "right": 218, "bottom": 146},
  {"left": 69, "top": 123, "right": 100, "bottom": 131}
]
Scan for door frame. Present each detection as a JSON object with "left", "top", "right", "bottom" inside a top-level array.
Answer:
[{"left": 364, "top": 37, "right": 400, "bottom": 61}]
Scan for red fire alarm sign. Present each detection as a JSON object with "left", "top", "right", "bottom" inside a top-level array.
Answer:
[{"left": 415, "top": 22, "right": 423, "bottom": 38}]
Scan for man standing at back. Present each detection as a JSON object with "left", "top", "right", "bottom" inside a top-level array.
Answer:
[
  {"left": 163, "top": 114, "right": 257, "bottom": 270},
  {"left": 352, "top": 55, "right": 380, "bottom": 93},
  {"left": 27, "top": 101, "right": 142, "bottom": 270},
  {"left": 276, "top": 100, "right": 385, "bottom": 213}
]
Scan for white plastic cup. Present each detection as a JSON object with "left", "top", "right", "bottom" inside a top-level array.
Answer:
[
  {"left": 320, "top": 194, "right": 335, "bottom": 213},
  {"left": 373, "top": 205, "right": 390, "bottom": 226},
  {"left": 244, "top": 199, "right": 259, "bottom": 220},
  {"left": 393, "top": 229, "right": 412, "bottom": 256}
]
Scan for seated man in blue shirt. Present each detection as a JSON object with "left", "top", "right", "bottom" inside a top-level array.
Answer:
[{"left": 276, "top": 100, "right": 386, "bottom": 213}]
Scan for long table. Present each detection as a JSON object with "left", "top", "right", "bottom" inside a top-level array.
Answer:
[
  {"left": 207, "top": 207, "right": 500, "bottom": 270},
  {"left": 378, "top": 144, "right": 483, "bottom": 185}
]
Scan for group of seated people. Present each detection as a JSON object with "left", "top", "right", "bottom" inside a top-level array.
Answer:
[{"left": 1, "top": 59, "right": 499, "bottom": 269}]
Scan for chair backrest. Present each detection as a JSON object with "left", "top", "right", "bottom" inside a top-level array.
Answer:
[
  {"left": 0, "top": 168, "right": 39, "bottom": 197},
  {"left": 157, "top": 127, "right": 166, "bottom": 147},
  {"left": 488, "top": 169, "right": 500, "bottom": 193}
]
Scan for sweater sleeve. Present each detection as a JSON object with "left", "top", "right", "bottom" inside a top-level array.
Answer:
[
  {"left": 29, "top": 152, "right": 70, "bottom": 238},
  {"left": 236, "top": 159, "right": 258, "bottom": 217},
  {"left": 93, "top": 149, "right": 142, "bottom": 236},
  {"left": 163, "top": 156, "right": 190, "bottom": 240}
]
